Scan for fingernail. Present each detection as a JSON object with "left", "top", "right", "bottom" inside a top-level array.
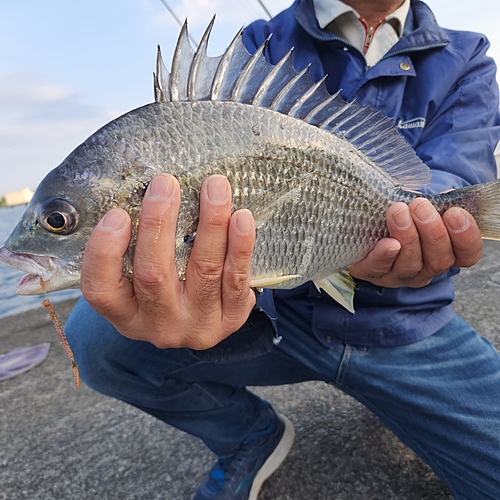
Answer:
[
  {"left": 102, "top": 209, "right": 127, "bottom": 230},
  {"left": 149, "top": 174, "right": 174, "bottom": 200},
  {"left": 235, "top": 210, "right": 253, "bottom": 235},
  {"left": 413, "top": 200, "right": 435, "bottom": 223},
  {"left": 392, "top": 206, "right": 411, "bottom": 229},
  {"left": 386, "top": 247, "right": 400, "bottom": 258},
  {"left": 446, "top": 207, "right": 469, "bottom": 232},
  {"left": 206, "top": 175, "right": 229, "bottom": 204}
]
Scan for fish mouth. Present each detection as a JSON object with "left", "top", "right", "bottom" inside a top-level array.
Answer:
[{"left": 0, "top": 246, "right": 62, "bottom": 295}]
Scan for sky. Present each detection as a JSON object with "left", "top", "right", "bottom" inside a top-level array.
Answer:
[{"left": 0, "top": 0, "right": 499, "bottom": 194}]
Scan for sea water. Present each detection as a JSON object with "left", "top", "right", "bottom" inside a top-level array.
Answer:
[{"left": 0, "top": 205, "right": 81, "bottom": 318}]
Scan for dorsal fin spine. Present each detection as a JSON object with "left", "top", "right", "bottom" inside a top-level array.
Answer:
[
  {"left": 288, "top": 75, "right": 328, "bottom": 118},
  {"left": 188, "top": 16, "right": 215, "bottom": 101},
  {"left": 319, "top": 100, "right": 355, "bottom": 129},
  {"left": 154, "top": 45, "right": 169, "bottom": 103},
  {"left": 340, "top": 111, "right": 379, "bottom": 138},
  {"left": 252, "top": 49, "right": 293, "bottom": 107},
  {"left": 230, "top": 36, "right": 269, "bottom": 102},
  {"left": 362, "top": 135, "right": 402, "bottom": 156},
  {"left": 169, "top": 20, "right": 190, "bottom": 101},
  {"left": 270, "top": 64, "right": 310, "bottom": 111},
  {"left": 210, "top": 26, "right": 244, "bottom": 101},
  {"left": 154, "top": 72, "right": 162, "bottom": 103},
  {"left": 302, "top": 91, "right": 339, "bottom": 124},
  {"left": 347, "top": 116, "right": 388, "bottom": 145},
  {"left": 330, "top": 106, "right": 366, "bottom": 134}
]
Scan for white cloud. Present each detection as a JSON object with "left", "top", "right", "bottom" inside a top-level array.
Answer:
[
  {"left": 0, "top": 73, "right": 118, "bottom": 193},
  {"left": 0, "top": 74, "right": 74, "bottom": 102}
]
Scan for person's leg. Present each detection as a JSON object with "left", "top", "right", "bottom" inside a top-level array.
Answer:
[
  {"left": 68, "top": 295, "right": 500, "bottom": 498},
  {"left": 270, "top": 294, "right": 500, "bottom": 499},
  {"left": 65, "top": 297, "right": 319, "bottom": 457},
  {"left": 330, "top": 315, "right": 500, "bottom": 500}
]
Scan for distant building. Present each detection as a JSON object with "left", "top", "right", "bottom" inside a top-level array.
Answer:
[{"left": 4, "top": 188, "right": 34, "bottom": 207}]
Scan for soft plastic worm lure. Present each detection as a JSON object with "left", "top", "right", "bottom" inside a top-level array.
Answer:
[{"left": 40, "top": 278, "right": 80, "bottom": 389}]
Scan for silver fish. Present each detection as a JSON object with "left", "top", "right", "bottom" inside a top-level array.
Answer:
[{"left": 1, "top": 18, "right": 500, "bottom": 313}]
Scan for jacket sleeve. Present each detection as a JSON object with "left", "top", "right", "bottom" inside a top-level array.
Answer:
[
  {"left": 416, "top": 34, "right": 500, "bottom": 193},
  {"left": 242, "top": 20, "right": 268, "bottom": 52}
]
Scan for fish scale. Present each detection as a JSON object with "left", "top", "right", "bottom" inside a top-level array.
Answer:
[{"left": 1, "top": 18, "right": 500, "bottom": 314}]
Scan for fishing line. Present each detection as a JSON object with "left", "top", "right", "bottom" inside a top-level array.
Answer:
[{"left": 158, "top": 0, "right": 199, "bottom": 47}]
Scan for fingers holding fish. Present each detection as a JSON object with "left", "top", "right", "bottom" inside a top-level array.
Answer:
[
  {"left": 81, "top": 174, "right": 181, "bottom": 334},
  {"left": 132, "top": 174, "right": 182, "bottom": 300},
  {"left": 81, "top": 174, "right": 183, "bottom": 346},
  {"left": 185, "top": 175, "right": 231, "bottom": 287},
  {"left": 184, "top": 176, "right": 256, "bottom": 347},
  {"left": 385, "top": 202, "right": 426, "bottom": 283},
  {"left": 350, "top": 201, "right": 451, "bottom": 288},
  {"left": 407, "top": 201, "right": 482, "bottom": 279},
  {"left": 349, "top": 211, "right": 427, "bottom": 287},
  {"left": 112, "top": 173, "right": 187, "bottom": 344},
  {"left": 408, "top": 198, "right": 455, "bottom": 278},
  {"left": 81, "top": 173, "right": 255, "bottom": 350},
  {"left": 385, "top": 199, "right": 454, "bottom": 287},
  {"left": 220, "top": 209, "right": 256, "bottom": 333},
  {"left": 442, "top": 207, "right": 482, "bottom": 268},
  {"left": 348, "top": 237, "right": 402, "bottom": 283},
  {"left": 350, "top": 199, "right": 483, "bottom": 289},
  {"left": 81, "top": 208, "right": 135, "bottom": 318}
]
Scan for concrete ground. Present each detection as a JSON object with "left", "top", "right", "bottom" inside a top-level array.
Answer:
[{"left": 1, "top": 240, "right": 500, "bottom": 500}]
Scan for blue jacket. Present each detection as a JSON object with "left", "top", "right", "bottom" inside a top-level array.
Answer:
[
  {"left": 194, "top": 0, "right": 500, "bottom": 360},
  {"left": 244, "top": 0, "right": 500, "bottom": 352}
]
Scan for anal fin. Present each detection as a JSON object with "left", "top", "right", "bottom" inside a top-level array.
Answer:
[
  {"left": 314, "top": 270, "right": 356, "bottom": 313},
  {"left": 250, "top": 274, "right": 301, "bottom": 288}
]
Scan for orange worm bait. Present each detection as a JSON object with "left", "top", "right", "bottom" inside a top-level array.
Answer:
[{"left": 40, "top": 278, "right": 80, "bottom": 389}]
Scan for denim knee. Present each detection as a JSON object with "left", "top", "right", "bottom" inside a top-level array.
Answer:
[{"left": 65, "top": 298, "right": 135, "bottom": 395}]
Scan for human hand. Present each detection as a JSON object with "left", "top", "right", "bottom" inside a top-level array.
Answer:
[
  {"left": 349, "top": 198, "right": 482, "bottom": 288},
  {"left": 81, "top": 174, "right": 256, "bottom": 350}
]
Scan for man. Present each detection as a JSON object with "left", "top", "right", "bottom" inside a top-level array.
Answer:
[{"left": 65, "top": 0, "right": 500, "bottom": 499}]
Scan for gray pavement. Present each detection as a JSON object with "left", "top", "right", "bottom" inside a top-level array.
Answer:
[{"left": 1, "top": 240, "right": 500, "bottom": 500}]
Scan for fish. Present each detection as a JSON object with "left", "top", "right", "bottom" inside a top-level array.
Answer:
[{"left": 1, "top": 18, "right": 500, "bottom": 313}]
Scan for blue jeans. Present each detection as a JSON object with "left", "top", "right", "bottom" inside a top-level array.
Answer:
[{"left": 66, "top": 296, "right": 500, "bottom": 500}]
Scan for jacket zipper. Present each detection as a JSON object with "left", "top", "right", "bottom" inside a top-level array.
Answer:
[{"left": 358, "top": 17, "right": 385, "bottom": 55}]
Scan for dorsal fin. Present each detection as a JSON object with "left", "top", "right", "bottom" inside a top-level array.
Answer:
[
  {"left": 211, "top": 26, "right": 250, "bottom": 101},
  {"left": 252, "top": 49, "right": 296, "bottom": 108},
  {"left": 230, "top": 37, "right": 271, "bottom": 102},
  {"left": 154, "top": 45, "right": 169, "bottom": 102},
  {"left": 188, "top": 17, "right": 223, "bottom": 101},
  {"left": 153, "top": 19, "right": 431, "bottom": 189}
]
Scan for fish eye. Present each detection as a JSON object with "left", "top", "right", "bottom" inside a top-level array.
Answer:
[
  {"left": 47, "top": 212, "right": 65, "bottom": 229},
  {"left": 38, "top": 198, "right": 79, "bottom": 235}
]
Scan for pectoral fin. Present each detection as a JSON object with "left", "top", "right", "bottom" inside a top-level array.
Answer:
[
  {"left": 250, "top": 274, "right": 301, "bottom": 288},
  {"left": 314, "top": 270, "right": 356, "bottom": 313}
]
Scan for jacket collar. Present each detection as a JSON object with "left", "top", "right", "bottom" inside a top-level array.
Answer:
[{"left": 295, "top": 0, "right": 449, "bottom": 54}]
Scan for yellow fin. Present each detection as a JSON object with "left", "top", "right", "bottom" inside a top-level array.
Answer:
[
  {"left": 314, "top": 270, "right": 356, "bottom": 313},
  {"left": 250, "top": 274, "right": 301, "bottom": 288}
]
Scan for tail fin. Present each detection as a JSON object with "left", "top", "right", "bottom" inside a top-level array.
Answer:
[
  {"left": 443, "top": 180, "right": 500, "bottom": 241},
  {"left": 465, "top": 180, "right": 500, "bottom": 241}
]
